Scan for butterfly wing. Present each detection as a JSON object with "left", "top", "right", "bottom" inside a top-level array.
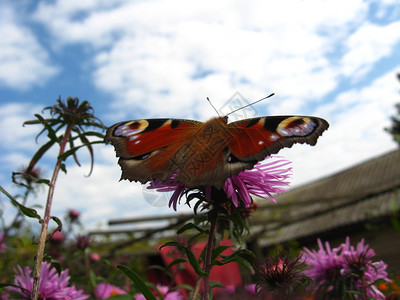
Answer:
[
  {"left": 105, "top": 118, "right": 202, "bottom": 183},
  {"left": 227, "top": 116, "right": 329, "bottom": 162},
  {"left": 171, "top": 116, "right": 329, "bottom": 188},
  {"left": 106, "top": 116, "right": 329, "bottom": 188}
]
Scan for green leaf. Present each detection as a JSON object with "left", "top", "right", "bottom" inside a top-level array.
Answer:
[
  {"left": 33, "top": 114, "right": 60, "bottom": 142},
  {"left": 78, "top": 132, "right": 94, "bottom": 176},
  {"left": 50, "top": 260, "right": 62, "bottom": 274},
  {"left": 0, "top": 186, "right": 41, "bottom": 221},
  {"left": 68, "top": 135, "right": 81, "bottom": 167},
  {"left": 174, "top": 284, "right": 194, "bottom": 292},
  {"left": 209, "top": 281, "right": 225, "bottom": 288},
  {"left": 104, "top": 295, "right": 133, "bottom": 300},
  {"left": 211, "top": 249, "right": 255, "bottom": 268},
  {"left": 177, "top": 222, "right": 207, "bottom": 235},
  {"left": 51, "top": 216, "right": 63, "bottom": 231},
  {"left": 89, "top": 269, "right": 97, "bottom": 289},
  {"left": 211, "top": 245, "right": 230, "bottom": 262},
  {"left": 165, "top": 258, "right": 188, "bottom": 272},
  {"left": 58, "top": 141, "right": 103, "bottom": 162},
  {"left": 160, "top": 242, "right": 208, "bottom": 278},
  {"left": 0, "top": 282, "right": 31, "bottom": 294},
  {"left": 60, "top": 163, "right": 67, "bottom": 174},
  {"left": 35, "top": 178, "right": 50, "bottom": 185},
  {"left": 27, "top": 139, "right": 56, "bottom": 171},
  {"left": 117, "top": 265, "right": 156, "bottom": 300}
]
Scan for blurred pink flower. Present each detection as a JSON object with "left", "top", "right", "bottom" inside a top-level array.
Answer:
[
  {"left": 303, "top": 237, "right": 390, "bottom": 300},
  {"left": 95, "top": 282, "right": 126, "bottom": 298},
  {"left": 49, "top": 230, "right": 64, "bottom": 245},
  {"left": 89, "top": 253, "right": 101, "bottom": 262},
  {"left": 67, "top": 209, "right": 80, "bottom": 222},
  {"left": 134, "top": 285, "right": 183, "bottom": 300},
  {"left": 7, "top": 262, "right": 88, "bottom": 299}
]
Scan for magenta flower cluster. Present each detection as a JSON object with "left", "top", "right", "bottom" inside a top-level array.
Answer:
[
  {"left": 147, "top": 156, "right": 292, "bottom": 210},
  {"left": 302, "top": 237, "right": 390, "bottom": 300},
  {"left": 134, "top": 284, "right": 183, "bottom": 300},
  {"left": 95, "top": 282, "right": 127, "bottom": 298},
  {"left": 6, "top": 262, "right": 88, "bottom": 300}
]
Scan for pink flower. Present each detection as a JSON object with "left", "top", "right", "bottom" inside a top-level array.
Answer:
[
  {"left": 302, "top": 238, "right": 343, "bottom": 285},
  {"left": 49, "top": 230, "right": 65, "bottom": 245},
  {"left": 67, "top": 209, "right": 80, "bottom": 222},
  {"left": 302, "top": 237, "right": 390, "bottom": 300},
  {"left": 95, "top": 282, "right": 126, "bottom": 298},
  {"left": 147, "top": 156, "right": 291, "bottom": 210},
  {"left": 134, "top": 285, "right": 183, "bottom": 300},
  {"left": 7, "top": 262, "right": 88, "bottom": 299},
  {"left": 89, "top": 253, "right": 101, "bottom": 262},
  {"left": 223, "top": 158, "right": 291, "bottom": 207}
]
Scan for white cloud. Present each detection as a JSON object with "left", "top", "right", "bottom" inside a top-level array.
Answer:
[
  {"left": 0, "top": 4, "right": 58, "bottom": 90},
  {"left": 30, "top": 0, "right": 374, "bottom": 119},
  {"left": 340, "top": 21, "right": 400, "bottom": 79},
  {"left": 0, "top": 102, "right": 44, "bottom": 151},
  {"left": 312, "top": 68, "right": 399, "bottom": 176}
]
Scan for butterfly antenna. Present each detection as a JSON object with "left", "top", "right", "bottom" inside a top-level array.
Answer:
[
  {"left": 226, "top": 93, "right": 275, "bottom": 116},
  {"left": 206, "top": 97, "right": 221, "bottom": 116}
]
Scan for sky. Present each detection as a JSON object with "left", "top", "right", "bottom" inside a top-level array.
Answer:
[{"left": 1, "top": 0, "right": 399, "bottom": 233}]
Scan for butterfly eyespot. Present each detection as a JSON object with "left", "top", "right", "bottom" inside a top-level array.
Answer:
[
  {"left": 114, "top": 120, "right": 149, "bottom": 137},
  {"left": 277, "top": 117, "right": 315, "bottom": 137}
]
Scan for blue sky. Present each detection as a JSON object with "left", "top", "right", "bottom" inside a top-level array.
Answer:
[{"left": 1, "top": 0, "right": 400, "bottom": 231}]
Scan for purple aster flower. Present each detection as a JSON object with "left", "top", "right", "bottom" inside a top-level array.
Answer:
[
  {"left": 95, "top": 282, "right": 126, "bottom": 298},
  {"left": 302, "top": 237, "right": 390, "bottom": 300},
  {"left": 147, "top": 156, "right": 291, "bottom": 210},
  {"left": 7, "top": 262, "right": 89, "bottom": 299},
  {"left": 134, "top": 284, "right": 183, "bottom": 300},
  {"left": 339, "top": 237, "right": 390, "bottom": 300},
  {"left": 302, "top": 238, "right": 343, "bottom": 285}
]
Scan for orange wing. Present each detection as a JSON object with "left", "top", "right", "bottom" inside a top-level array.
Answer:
[
  {"left": 105, "top": 118, "right": 202, "bottom": 183},
  {"left": 227, "top": 116, "right": 329, "bottom": 161}
]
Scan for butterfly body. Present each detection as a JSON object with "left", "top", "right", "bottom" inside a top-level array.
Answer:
[{"left": 105, "top": 116, "right": 329, "bottom": 188}]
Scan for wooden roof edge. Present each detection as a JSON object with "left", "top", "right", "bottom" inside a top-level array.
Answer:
[
  {"left": 258, "top": 148, "right": 400, "bottom": 209},
  {"left": 255, "top": 189, "right": 400, "bottom": 247}
]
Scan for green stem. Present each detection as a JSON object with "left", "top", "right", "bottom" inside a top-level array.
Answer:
[
  {"left": 360, "top": 275, "right": 368, "bottom": 300},
  {"left": 203, "top": 210, "right": 218, "bottom": 300},
  {"left": 32, "top": 126, "right": 72, "bottom": 300}
]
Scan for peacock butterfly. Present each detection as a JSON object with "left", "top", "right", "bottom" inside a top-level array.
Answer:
[{"left": 105, "top": 115, "right": 329, "bottom": 188}]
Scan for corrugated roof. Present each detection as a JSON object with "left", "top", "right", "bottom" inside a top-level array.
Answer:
[{"left": 251, "top": 149, "right": 400, "bottom": 247}]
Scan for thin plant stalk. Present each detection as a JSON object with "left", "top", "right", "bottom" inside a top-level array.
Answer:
[
  {"left": 32, "top": 125, "right": 72, "bottom": 300},
  {"left": 203, "top": 211, "right": 218, "bottom": 300},
  {"left": 191, "top": 279, "right": 202, "bottom": 300}
]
